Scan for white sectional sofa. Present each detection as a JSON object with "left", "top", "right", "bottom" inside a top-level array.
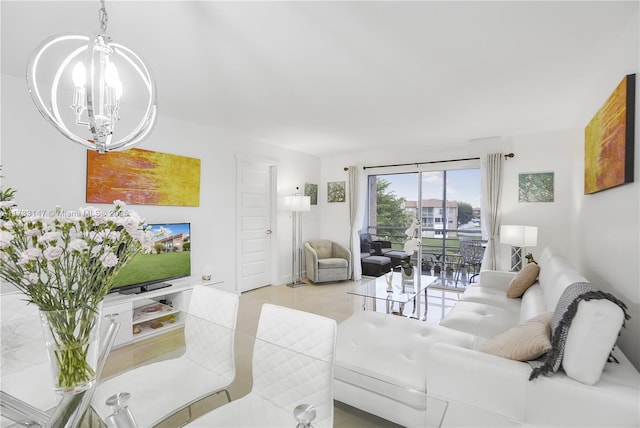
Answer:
[{"left": 334, "top": 247, "right": 640, "bottom": 427}]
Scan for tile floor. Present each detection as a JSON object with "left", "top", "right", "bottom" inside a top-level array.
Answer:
[{"left": 101, "top": 277, "right": 462, "bottom": 427}]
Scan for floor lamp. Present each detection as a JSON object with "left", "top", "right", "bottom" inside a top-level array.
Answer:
[
  {"left": 285, "top": 188, "right": 311, "bottom": 287},
  {"left": 500, "top": 225, "right": 538, "bottom": 271}
]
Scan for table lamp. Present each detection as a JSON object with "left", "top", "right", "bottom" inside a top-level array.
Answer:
[{"left": 500, "top": 225, "right": 538, "bottom": 271}]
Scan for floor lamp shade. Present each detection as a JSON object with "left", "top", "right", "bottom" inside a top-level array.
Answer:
[
  {"left": 500, "top": 225, "right": 538, "bottom": 271},
  {"left": 284, "top": 195, "right": 311, "bottom": 212},
  {"left": 285, "top": 193, "right": 311, "bottom": 287}
]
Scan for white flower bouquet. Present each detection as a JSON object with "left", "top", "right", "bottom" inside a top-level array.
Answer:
[{"left": 0, "top": 198, "right": 154, "bottom": 392}]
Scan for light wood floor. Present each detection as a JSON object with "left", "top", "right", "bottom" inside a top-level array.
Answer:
[{"left": 101, "top": 278, "right": 462, "bottom": 427}]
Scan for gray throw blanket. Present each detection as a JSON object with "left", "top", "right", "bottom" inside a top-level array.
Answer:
[{"left": 529, "top": 282, "right": 630, "bottom": 381}]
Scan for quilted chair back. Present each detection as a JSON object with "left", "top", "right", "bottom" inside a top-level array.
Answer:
[
  {"left": 307, "top": 239, "right": 334, "bottom": 259},
  {"left": 184, "top": 285, "right": 239, "bottom": 384},
  {"left": 252, "top": 304, "right": 337, "bottom": 428}
]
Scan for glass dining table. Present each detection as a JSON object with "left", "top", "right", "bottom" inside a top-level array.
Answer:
[{"left": 0, "top": 299, "right": 326, "bottom": 428}]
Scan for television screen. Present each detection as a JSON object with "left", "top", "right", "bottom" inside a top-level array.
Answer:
[{"left": 110, "top": 223, "right": 191, "bottom": 293}]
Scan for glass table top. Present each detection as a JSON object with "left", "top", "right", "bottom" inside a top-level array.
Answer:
[
  {"left": 0, "top": 295, "right": 332, "bottom": 428},
  {"left": 348, "top": 272, "right": 438, "bottom": 304}
]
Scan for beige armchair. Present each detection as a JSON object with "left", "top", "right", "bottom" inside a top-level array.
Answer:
[{"left": 304, "top": 240, "right": 351, "bottom": 283}]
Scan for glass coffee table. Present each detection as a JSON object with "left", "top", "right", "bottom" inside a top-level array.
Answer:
[{"left": 348, "top": 272, "right": 438, "bottom": 319}]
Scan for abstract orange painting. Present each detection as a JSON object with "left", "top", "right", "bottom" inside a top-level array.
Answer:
[
  {"left": 87, "top": 148, "right": 201, "bottom": 206},
  {"left": 584, "top": 74, "right": 635, "bottom": 194}
]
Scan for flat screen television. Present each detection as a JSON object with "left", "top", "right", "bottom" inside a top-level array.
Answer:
[{"left": 109, "top": 222, "right": 191, "bottom": 294}]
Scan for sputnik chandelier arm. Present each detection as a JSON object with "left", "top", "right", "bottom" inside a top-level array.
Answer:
[{"left": 26, "top": 0, "right": 157, "bottom": 153}]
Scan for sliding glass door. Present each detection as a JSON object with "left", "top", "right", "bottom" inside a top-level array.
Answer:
[
  {"left": 365, "top": 161, "right": 482, "bottom": 289},
  {"left": 419, "top": 168, "right": 482, "bottom": 285},
  {"left": 366, "top": 173, "right": 417, "bottom": 247}
]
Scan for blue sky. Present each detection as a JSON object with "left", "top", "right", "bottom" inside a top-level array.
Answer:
[{"left": 379, "top": 169, "right": 481, "bottom": 208}]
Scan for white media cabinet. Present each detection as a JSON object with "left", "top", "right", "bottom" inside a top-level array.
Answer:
[{"left": 102, "top": 277, "right": 223, "bottom": 348}]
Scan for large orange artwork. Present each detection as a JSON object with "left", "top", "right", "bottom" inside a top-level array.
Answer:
[
  {"left": 584, "top": 74, "right": 635, "bottom": 194},
  {"left": 87, "top": 148, "right": 201, "bottom": 206}
]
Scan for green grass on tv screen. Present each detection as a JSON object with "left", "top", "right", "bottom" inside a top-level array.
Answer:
[{"left": 111, "top": 251, "right": 191, "bottom": 288}]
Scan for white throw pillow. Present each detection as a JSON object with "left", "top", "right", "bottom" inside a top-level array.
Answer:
[{"left": 562, "top": 299, "right": 625, "bottom": 385}]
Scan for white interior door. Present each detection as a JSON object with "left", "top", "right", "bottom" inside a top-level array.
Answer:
[{"left": 237, "top": 158, "right": 275, "bottom": 292}]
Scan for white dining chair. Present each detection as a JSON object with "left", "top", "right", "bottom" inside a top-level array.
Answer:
[
  {"left": 91, "top": 285, "right": 239, "bottom": 427},
  {"left": 185, "top": 304, "right": 338, "bottom": 428}
]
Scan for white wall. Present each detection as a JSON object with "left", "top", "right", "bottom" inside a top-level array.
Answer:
[
  {"left": 319, "top": 133, "right": 575, "bottom": 266},
  {"left": 0, "top": 73, "right": 321, "bottom": 294},
  {"left": 570, "top": 6, "right": 640, "bottom": 368},
  {"left": 499, "top": 130, "right": 577, "bottom": 268},
  {"left": 319, "top": 5, "right": 640, "bottom": 370}
]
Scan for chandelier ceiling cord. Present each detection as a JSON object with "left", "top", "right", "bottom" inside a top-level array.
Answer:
[{"left": 27, "top": 0, "right": 158, "bottom": 153}]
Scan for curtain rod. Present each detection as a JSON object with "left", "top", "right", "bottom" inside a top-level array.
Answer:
[
  {"left": 364, "top": 156, "right": 480, "bottom": 170},
  {"left": 343, "top": 153, "right": 514, "bottom": 171}
]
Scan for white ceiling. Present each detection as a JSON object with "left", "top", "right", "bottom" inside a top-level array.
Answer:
[{"left": 2, "top": 1, "right": 638, "bottom": 156}]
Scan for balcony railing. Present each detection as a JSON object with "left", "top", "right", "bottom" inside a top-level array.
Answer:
[{"left": 367, "top": 225, "right": 485, "bottom": 288}]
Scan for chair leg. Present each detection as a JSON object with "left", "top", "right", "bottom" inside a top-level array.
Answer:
[
  {"left": 469, "top": 263, "right": 480, "bottom": 283},
  {"left": 454, "top": 263, "right": 467, "bottom": 285},
  {"left": 178, "top": 389, "right": 233, "bottom": 427}
]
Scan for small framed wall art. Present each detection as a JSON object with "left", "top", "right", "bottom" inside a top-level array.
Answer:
[
  {"left": 327, "top": 181, "right": 346, "bottom": 203},
  {"left": 519, "top": 172, "right": 554, "bottom": 203},
  {"left": 304, "top": 183, "right": 318, "bottom": 205}
]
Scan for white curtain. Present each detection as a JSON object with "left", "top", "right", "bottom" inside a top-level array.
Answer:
[
  {"left": 480, "top": 153, "right": 504, "bottom": 270},
  {"left": 348, "top": 166, "right": 366, "bottom": 280}
]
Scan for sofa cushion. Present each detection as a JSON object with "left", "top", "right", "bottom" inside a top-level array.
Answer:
[
  {"left": 479, "top": 313, "right": 552, "bottom": 361},
  {"left": 506, "top": 263, "right": 539, "bottom": 298},
  {"left": 563, "top": 299, "right": 625, "bottom": 385},
  {"left": 537, "top": 248, "right": 588, "bottom": 311},
  {"left": 519, "top": 283, "right": 546, "bottom": 323},
  {"left": 335, "top": 311, "right": 475, "bottom": 408},
  {"left": 439, "top": 301, "right": 520, "bottom": 339},
  {"left": 371, "top": 242, "right": 384, "bottom": 255},
  {"left": 459, "top": 285, "right": 522, "bottom": 313},
  {"left": 318, "top": 258, "right": 348, "bottom": 269},
  {"left": 529, "top": 282, "right": 629, "bottom": 385},
  {"left": 370, "top": 243, "right": 394, "bottom": 256},
  {"left": 361, "top": 255, "right": 389, "bottom": 266},
  {"left": 309, "top": 239, "right": 333, "bottom": 259}
]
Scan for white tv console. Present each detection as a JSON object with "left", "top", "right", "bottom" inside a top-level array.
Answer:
[{"left": 103, "top": 277, "right": 224, "bottom": 348}]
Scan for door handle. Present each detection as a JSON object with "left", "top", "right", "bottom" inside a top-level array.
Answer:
[{"left": 266, "top": 229, "right": 272, "bottom": 234}]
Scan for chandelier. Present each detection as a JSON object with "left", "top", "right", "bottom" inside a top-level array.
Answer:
[{"left": 26, "top": 0, "right": 157, "bottom": 153}]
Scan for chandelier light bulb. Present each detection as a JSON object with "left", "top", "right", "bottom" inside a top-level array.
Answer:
[
  {"left": 26, "top": 1, "right": 157, "bottom": 153},
  {"left": 104, "top": 61, "right": 120, "bottom": 89},
  {"left": 72, "top": 62, "right": 86, "bottom": 87},
  {"left": 113, "top": 79, "right": 123, "bottom": 100}
]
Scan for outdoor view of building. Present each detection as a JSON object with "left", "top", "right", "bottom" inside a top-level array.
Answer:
[{"left": 404, "top": 199, "right": 460, "bottom": 237}]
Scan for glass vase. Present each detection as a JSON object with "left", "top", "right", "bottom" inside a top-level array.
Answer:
[{"left": 39, "top": 304, "right": 103, "bottom": 394}]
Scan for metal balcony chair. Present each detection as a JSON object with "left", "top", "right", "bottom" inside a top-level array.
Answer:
[{"left": 457, "top": 239, "right": 485, "bottom": 284}]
